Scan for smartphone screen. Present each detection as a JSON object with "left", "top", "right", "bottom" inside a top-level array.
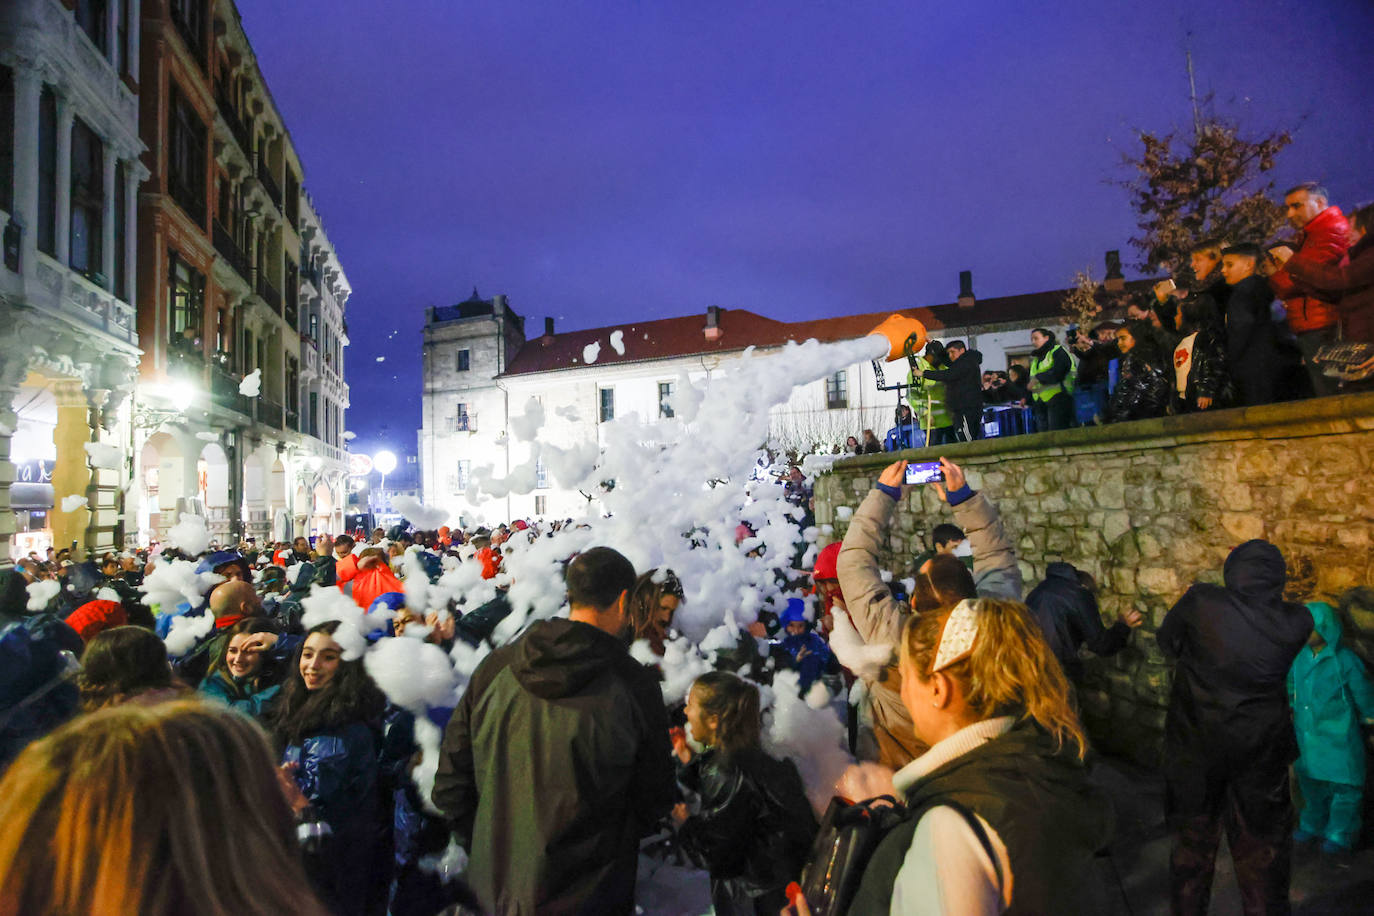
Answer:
[{"left": 904, "top": 461, "right": 945, "bottom": 485}]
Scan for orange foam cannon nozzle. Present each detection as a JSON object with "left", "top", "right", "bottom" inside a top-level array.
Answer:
[{"left": 868, "top": 313, "right": 927, "bottom": 362}]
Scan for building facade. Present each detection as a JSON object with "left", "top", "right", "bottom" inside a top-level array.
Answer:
[
  {"left": 131, "top": 0, "right": 347, "bottom": 549},
  {"left": 420, "top": 272, "right": 1143, "bottom": 525},
  {"left": 1, "top": 0, "right": 147, "bottom": 561}
]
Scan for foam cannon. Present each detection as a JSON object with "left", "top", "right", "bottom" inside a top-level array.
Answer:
[{"left": 866, "top": 313, "right": 928, "bottom": 394}]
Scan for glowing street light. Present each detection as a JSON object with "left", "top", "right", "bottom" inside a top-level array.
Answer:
[{"left": 373, "top": 450, "right": 398, "bottom": 475}]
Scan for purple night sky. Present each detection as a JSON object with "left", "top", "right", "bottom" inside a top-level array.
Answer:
[{"left": 235, "top": 0, "right": 1374, "bottom": 455}]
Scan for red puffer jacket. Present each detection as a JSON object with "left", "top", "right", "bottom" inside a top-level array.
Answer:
[
  {"left": 1270, "top": 205, "right": 1350, "bottom": 332},
  {"left": 1285, "top": 234, "right": 1374, "bottom": 343}
]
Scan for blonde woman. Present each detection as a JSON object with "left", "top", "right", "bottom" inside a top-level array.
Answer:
[
  {"left": 0, "top": 699, "right": 326, "bottom": 916},
  {"left": 821, "top": 598, "right": 1112, "bottom": 915}
]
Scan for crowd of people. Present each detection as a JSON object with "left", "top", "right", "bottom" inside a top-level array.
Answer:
[
  {"left": 1, "top": 447, "right": 1368, "bottom": 916},
  {"left": 844, "top": 186, "right": 1373, "bottom": 453}
]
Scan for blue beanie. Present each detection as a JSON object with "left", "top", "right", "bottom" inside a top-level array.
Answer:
[{"left": 779, "top": 598, "right": 808, "bottom": 627}]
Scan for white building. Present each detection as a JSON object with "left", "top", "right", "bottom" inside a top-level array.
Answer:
[
  {"left": 420, "top": 273, "right": 1143, "bottom": 526},
  {"left": 1, "top": 0, "right": 147, "bottom": 560}
]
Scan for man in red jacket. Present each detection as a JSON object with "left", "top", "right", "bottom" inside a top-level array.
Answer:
[{"left": 1267, "top": 181, "right": 1350, "bottom": 396}]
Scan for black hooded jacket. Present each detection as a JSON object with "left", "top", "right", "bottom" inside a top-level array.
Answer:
[
  {"left": 432, "top": 617, "right": 674, "bottom": 916},
  {"left": 1025, "top": 562, "right": 1131, "bottom": 682},
  {"left": 1158, "top": 540, "right": 1313, "bottom": 765},
  {"left": 923, "top": 348, "right": 985, "bottom": 413}
]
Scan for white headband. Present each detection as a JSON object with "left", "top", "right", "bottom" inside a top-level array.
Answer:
[{"left": 932, "top": 599, "right": 980, "bottom": 672}]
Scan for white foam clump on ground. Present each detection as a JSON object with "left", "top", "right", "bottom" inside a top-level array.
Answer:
[
  {"left": 165, "top": 513, "right": 212, "bottom": 556},
  {"left": 610, "top": 329, "right": 625, "bottom": 355},
  {"left": 165, "top": 608, "right": 216, "bottom": 656},
  {"left": 141, "top": 559, "right": 223, "bottom": 612},
  {"left": 83, "top": 440, "right": 123, "bottom": 470},
  {"left": 26, "top": 579, "right": 60, "bottom": 611},
  {"left": 61, "top": 494, "right": 88, "bottom": 513},
  {"left": 391, "top": 495, "right": 450, "bottom": 531},
  {"left": 582, "top": 340, "right": 601, "bottom": 364},
  {"left": 238, "top": 368, "right": 261, "bottom": 397}
]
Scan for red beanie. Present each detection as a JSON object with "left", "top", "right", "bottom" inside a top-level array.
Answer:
[
  {"left": 65, "top": 599, "right": 128, "bottom": 642},
  {"left": 812, "top": 542, "right": 841, "bottom": 580}
]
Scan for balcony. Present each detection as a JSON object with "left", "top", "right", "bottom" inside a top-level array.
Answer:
[
  {"left": 209, "top": 365, "right": 252, "bottom": 417},
  {"left": 257, "top": 275, "right": 281, "bottom": 314},
  {"left": 214, "top": 84, "right": 253, "bottom": 158},
  {"left": 446, "top": 414, "right": 477, "bottom": 433},
  {"left": 256, "top": 160, "right": 282, "bottom": 208},
  {"left": 258, "top": 398, "right": 283, "bottom": 429},
  {"left": 213, "top": 221, "right": 250, "bottom": 281}
]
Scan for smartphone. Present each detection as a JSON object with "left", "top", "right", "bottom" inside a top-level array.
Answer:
[{"left": 904, "top": 461, "right": 945, "bottom": 485}]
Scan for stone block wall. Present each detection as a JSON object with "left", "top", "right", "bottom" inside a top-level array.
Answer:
[{"left": 813, "top": 392, "right": 1374, "bottom": 766}]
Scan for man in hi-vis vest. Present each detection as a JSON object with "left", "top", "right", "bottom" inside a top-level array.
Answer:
[{"left": 1027, "top": 328, "right": 1076, "bottom": 432}]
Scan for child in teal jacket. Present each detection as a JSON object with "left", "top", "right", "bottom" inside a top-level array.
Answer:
[{"left": 1288, "top": 601, "right": 1374, "bottom": 853}]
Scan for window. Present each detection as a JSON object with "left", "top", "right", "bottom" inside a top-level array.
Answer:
[
  {"left": 170, "top": 0, "right": 205, "bottom": 64},
  {"left": 75, "top": 0, "right": 109, "bottom": 55},
  {"left": 167, "top": 249, "right": 204, "bottom": 344},
  {"left": 284, "top": 357, "right": 298, "bottom": 416},
  {"left": 0, "top": 67, "right": 13, "bottom": 215},
  {"left": 168, "top": 85, "right": 206, "bottom": 223},
  {"left": 284, "top": 169, "right": 299, "bottom": 227},
  {"left": 69, "top": 119, "right": 103, "bottom": 278},
  {"left": 308, "top": 392, "right": 319, "bottom": 438},
  {"left": 599, "top": 388, "right": 614, "bottom": 423},
  {"left": 37, "top": 87, "right": 56, "bottom": 255},
  {"left": 658, "top": 381, "right": 674, "bottom": 418},
  {"left": 826, "top": 370, "right": 848, "bottom": 409},
  {"left": 113, "top": 160, "right": 127, "bottom": 297},
  {"left": 214, "top": 306, "right": 229, "bottom": 352},
  {"left": 455, "top": 402, "right": 469, "bottom": 431},
  {"left": 455, "top": 459, "right": 470, "bottom": 491},
  {"left": 456, "top": 349, "right": 470, "bottom": 371},
  {"left": 535, "top": 459, "right": 548, "bottom": 489},
  {"left": 308, "top": 311, "right": 319, "bottom": 344},
  {"left": 534, "top": 495, "right": 547, "bottom": 516},
  {"left": 116, "top": 0, "right": 131, "bottom": 77}
]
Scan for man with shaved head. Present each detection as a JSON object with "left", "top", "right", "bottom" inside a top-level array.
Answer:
[{"left": 208, "top": 579, "right": 261, "bottom": 631}]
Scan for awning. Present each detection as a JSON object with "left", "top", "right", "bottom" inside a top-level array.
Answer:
[{"left": 9, "top": 482, "right": 55, "bottom": 511}]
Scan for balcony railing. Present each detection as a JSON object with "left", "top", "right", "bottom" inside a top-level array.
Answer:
[
  {"left": 213, "top": 221, "right": 250, "bottom": 281},
  {"left": 258, "top": 398, "right": 283, "bottom": 429},
  {"left": 209, "top": 365, "right": 251, "bottom": 417},
  {"left": 214, "top": 84, "right": 253, "bottom": 157},
  {"left": 446, "top": 414, "right": 476, "bottom": 433},
  {"left": 256, "top": 160, "right": 282, "bottom": 207},
  {"left": 257, "top": 275, "right": 281, "bottom": 314}
]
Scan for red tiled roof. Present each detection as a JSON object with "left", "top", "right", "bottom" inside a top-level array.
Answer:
[{"left": 499, "top": 280, "right": 1153, "bottom": 377}]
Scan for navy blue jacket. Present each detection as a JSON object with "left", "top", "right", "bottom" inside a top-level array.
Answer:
[{"left": 1025, "top": 562, "right": 1130, "bottom": 682}]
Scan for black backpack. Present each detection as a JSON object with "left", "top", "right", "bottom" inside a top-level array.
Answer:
[{"left": 797, "top": 794, "right": 999, "bottom": 916}]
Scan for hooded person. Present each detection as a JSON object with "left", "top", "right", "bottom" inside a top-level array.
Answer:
[
  {"left": 1157, "top": 540, "right": 1314, "bottom": 915},
  {"left": 432, "top": 547, "right": 674, "bottom": 915},
  {"left": 1288, "top": 601, "right": 1374, "bottom": 855},
  {"left": 351, "top": 548, "right": 407, "bottom": 611},
  {"left": 776, "top": 598, "right": 835, "bottom": 695}
]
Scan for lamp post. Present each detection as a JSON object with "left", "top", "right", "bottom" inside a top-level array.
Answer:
[{"left": 372, "top": 449, "right": 397, "bottom": 523}]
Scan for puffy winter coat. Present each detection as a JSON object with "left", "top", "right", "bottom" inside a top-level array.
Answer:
[
  {"left": 1158, "top": 541, "right": 1313, "bottom": 769},
  {"left": 1270, "top": 205, "right": 1350, "bottom": 333},
  {"left": 0, "top": 615, "right": 81, "bottom": 769},
  {"left": 1025, "top": 562, "right": 1130, "bottom": 682},
  {"left": 1285, "top": 233, "right": 1374, "bottom": 344},
  {"left": 1107, "top": 351, "right": 1171, "bottom": 422},
  {"left": 676, "top": 746, "right": 818, "bottom": 914},
  {"left": 1175, "top": 325, "right": 1235, "bottom": 411},
  {"left": 282, "top": 719, "right": 382, "bottom": 916},
  {"left": 432, "top": 617, "right": 674, "bottom": 916},
  {"left": 1288, "top": 601, "right": 1374, "bottom": 786},
  {"left": 199, "top": 669, "right": 282, "bottom": 719},
  {"left": 923, "top": 348, "right": 985, "bottom": 413}
]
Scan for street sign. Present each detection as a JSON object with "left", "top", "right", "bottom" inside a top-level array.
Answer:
[{"left": 347, "top": 453, "right": 373, "bottom": 477}]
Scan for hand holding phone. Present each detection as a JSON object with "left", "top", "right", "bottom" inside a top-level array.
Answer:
[{"left": 904, "top": 461, "right": 945, "bottom": 485}]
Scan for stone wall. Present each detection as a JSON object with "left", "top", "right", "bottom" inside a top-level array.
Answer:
[{"left": 813, "top": 392, "right": 1374, "bottom": 766}]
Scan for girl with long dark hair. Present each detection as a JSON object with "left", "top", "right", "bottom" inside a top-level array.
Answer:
[
  {"left": 200, "top": 617, "right": 292, "bottom": 719},
  {"left": 271, "top": 621, "right": 387, "bottom": 916}
]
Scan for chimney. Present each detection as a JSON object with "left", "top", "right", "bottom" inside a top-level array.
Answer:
[
  {"left": 705, "top": 305, "right": 723, "bottom": 340},
  {"left": 1103, "top": 250, "right": 1125, "bottom": 291},
  {"left": 541, "top": 317, "right": 554, "bottom": 347},
  {"left": 957, "top": 271, "right": 975, "bottom": 309}
]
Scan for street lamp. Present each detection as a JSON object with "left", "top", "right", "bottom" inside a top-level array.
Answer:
[{"left": 372, "top": 450, "right": 397, "bottom": 522}]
